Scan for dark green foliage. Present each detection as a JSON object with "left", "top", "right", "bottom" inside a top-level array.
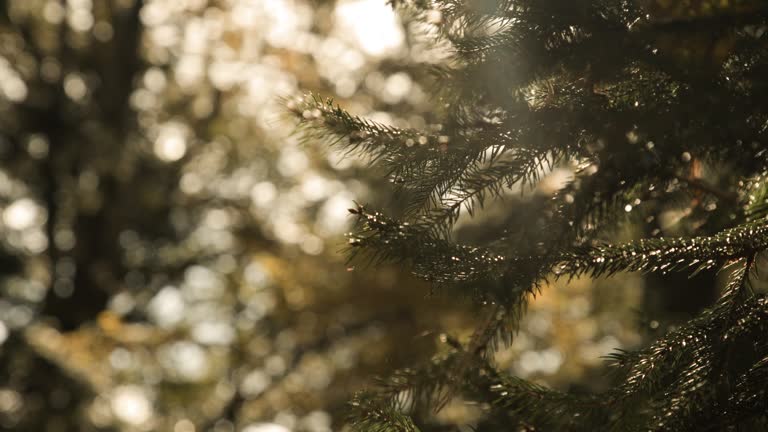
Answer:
[
  {"left": 348, "top": 392, "right": 421, "bottom": 432},
  {"left": 294, "top": 0, "right": 768, "bottom": 430}
]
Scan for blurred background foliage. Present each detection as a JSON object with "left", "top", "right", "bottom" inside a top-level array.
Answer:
[{"left": 0, "top": 0, "right": 708, "bottom": 431}]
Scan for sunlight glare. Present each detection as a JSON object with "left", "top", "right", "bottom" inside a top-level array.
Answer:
[{"left": 335, "top": 0, "right": 404, "bottom": 57}]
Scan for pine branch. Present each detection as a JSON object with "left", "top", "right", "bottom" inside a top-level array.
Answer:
[
  {"left": 744, "top": 172, "right": 768, "bottom": 221},
  {"left": 559, "top": 220, "right": 768, "bottom": 278},
  {"left": 288, "top": 94, "right": 437, "bottom": 166},
  {"left": 347, "top": 203, "right": 768, "bottom": 306},
  {"left": 347, "top": 205, "right": 513, "bottom": 294},
  {"left": 423, "top": 146, "right": 570, "bottom": 234},
  {"left": 607, "top": 260, "right": 757, "bottom": 426},
  {"left": 349, "top": 392, "right": 422, "bottom": 432},
  {"left": 490, "top": 375, "right": 610, "bottom": 432},
  {"left": 346, "top": 335, "right": 515, "bottom": 431},
  {"left": 290, "top": 95, "right": 564, "bottom": 225},
  {"left": 489, "top": 261, "right": 760, "bottom": 431}
]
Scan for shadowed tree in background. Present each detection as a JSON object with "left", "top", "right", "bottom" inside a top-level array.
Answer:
[
  {"left": 0, "top": 2, "right": 148, "bottom": 430},
  {"left": 294, "top": 0, "right": 768, "bottom": 430},
  {"left": 0, "top": 1, "right": 466, "bottom": 431}
]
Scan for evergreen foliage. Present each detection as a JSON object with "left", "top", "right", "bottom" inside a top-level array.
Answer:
[{"left": 294, "top": 0, "right": 768, "bottom": 430}]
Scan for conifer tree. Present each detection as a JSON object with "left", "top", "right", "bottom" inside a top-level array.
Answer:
[{"left": 293, "top": 0, "right": 768, "bottom": 430}]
